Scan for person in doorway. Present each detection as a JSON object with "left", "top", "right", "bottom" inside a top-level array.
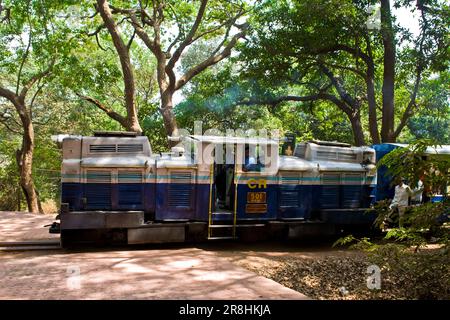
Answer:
[
  {"left": 243, "top": 145, "right": 258, "bottom": 172},
  {"left": 215, "top": 165, "right": 226, "bottom": 208}
]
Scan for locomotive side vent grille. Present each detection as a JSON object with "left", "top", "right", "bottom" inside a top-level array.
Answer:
[
  {"left": 321, "top": 173, "right": 340, "bottom": 208},
  {"left": 118, "top": 171, "right": 143, "bottom": 183},
  {"left": 118, "top": 171, "right": 143, "bottom": 207},
  {"left": 89, "top": 144, "right": 116, "bottom": 153},
  {"left": 117, "top": 144, "right": 143, "bottom": 153},
  {"left": 86, "top": 170, "right": 112, "bottom": 183},
  {"left": 294, "top": 145, "right": 306, "bottom": 158},
  {"left": 280, "top": 191, "right": 298, "bottom": 208},
  {"left": 343, "top": 173, "right": 362, "bottom": 208},
  {"left": 168, "top": 171, "right": 192, "bottom": 208},
  {"left": 316, "top": 150, "right": 338, "bottom": 160},
  {"left": 281, "top": 173, "right": 300, "bottom": 185},
  {"left": 338, "top": 152, "right": 357, "bottom": 161},
  {"left": 343, "top": 173, "right": 361, "bottom": 185},
  {"left": 322, "top": 173, "right": 340, "bottom": 185},
  {"left": 170, "top": 171, "right": 192, "bottom": 184},
  {"left": 85, "top": 170, "right": 112, "bottom": 209}
]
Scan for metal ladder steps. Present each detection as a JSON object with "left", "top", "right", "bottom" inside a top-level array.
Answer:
[
  {"left": 209, "top": 225, "right": 234, "bottom": 228},
  {"left": 209, "top": 224, "right": 266, "bottom": 228},
  {"left": 207, "top": 236, "right": 235, "bottom": 240}
]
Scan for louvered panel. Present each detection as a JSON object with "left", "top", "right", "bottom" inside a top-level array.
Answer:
[
  {"left": 86, "top": 171, "right": 112, "bottom": 183},
  {"left": 170, "top": 171, "right": 192, "bottom": 183},
  {"left": 281, "top": 173, "right": 301, "bottom": 185},
  {"left": 168, "top": 171, "right": 193, "bottom": 208},
  {"left": 118, "top": 171, "right": 142, "bottom": 183},
  {"left": 342, "top": 186, "right": 361, "bottom": 208},
  {"left": 89, "top": 144, "right": 116, "bottom": 153},
  {"left": 294, "top": 145, "right": 306, "bottom": 158},
  {"left": 118, "top": 171, "right": 143, "bottom": 207},
  {"left": 85, "top": 171, "right": 112, "bottom": 209},
  {"left": 322, "top": 174, "right": 340, "bottom": 185},
  {"left": 321, "top": 174, "right": 340, "bottom": 208},
  {"left": 343, "top": 173, "right": 361, "bottom": 185},
  {"left": 118, "top": 184, "right": 143, "bottom": 206},
  {"left": 85, "top": 184, "right": 112, "bottom": 209},
  {"left": 168, "top": 184, "right": 191, "bottom": 208},
  {"left": 279, "top": 191, "right": 298, "bottom": 208},
  {"left": 321, "top": 186, "right": 339, "bottom": 208},
  {"left": 338, "top": 152, "right": 357, "bottom": 161},
  {"left": 117, "top": 144, "right": 143, "bottom": 153},
  {"left": 317, "top": 150, "right": 337, "bottom": 160}
]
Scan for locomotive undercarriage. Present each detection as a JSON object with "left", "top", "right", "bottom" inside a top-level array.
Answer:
[{"left": 57, "top": 208, "right": 373, "bottom": 248}]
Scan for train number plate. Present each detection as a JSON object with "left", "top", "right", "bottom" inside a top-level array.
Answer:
[
  {"left": 246, "top": 204, "right": 267, "bottom": 214},
  {"left": 247, "top": 192, "right": 266, "bottom": 203}
]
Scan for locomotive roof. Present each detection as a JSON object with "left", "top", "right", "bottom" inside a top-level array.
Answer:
[
  {"left": 186, "top": 135, "right": 279, "bottom": 145},
  {"left": 279, "top": 156, "right": 370, "bottom": 172},
  {"left": 80, "top": 156, "right": 154, "bottom": 167},
  {"left": 376, "top": 143, "right": 450, "bottom": 155}
]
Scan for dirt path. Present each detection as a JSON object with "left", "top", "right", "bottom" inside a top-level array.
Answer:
[
  {"left": 0, "top": 246, "right": 308, "bottom": 300},
  {"left": 0, "top": 211, "right": 58, "bottom": 242},
  {"left": 0, "top": 211, "right": 308, "bottom": 300},
  {"left": 198, "top": 241, "right": 372, "bottom": 300}
]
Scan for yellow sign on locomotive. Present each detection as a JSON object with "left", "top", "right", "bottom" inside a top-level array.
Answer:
[
  {"left": 245, "top": 204, "right": 267, "bottom": 214},
  {"left": 247, "top": 179, "right": 267, "bottom": 189},
  {"left": 247, "top": 192, "right": 266, "bottom": 203}
]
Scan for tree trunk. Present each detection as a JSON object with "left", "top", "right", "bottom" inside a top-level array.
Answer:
[
  {"left": 347, "top": 110, "right": 366, "bottom": 146},
  {"left": 16, "top": 117, "right": 41, "bottom": 213},
  {"left": 161, "top": 90, "right": 179, "bottom": 147},
  {"left": 380, "top": 0, "right": 396, "bottom": 142},
  {"left": 366, "top": 65, "right": 381, "bottom": 144},
  {"left": 97, "top": 0, "right": 142, "bottom": 133}
]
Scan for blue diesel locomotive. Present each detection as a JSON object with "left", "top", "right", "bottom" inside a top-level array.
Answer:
[{"left": 54, "top": 132, "right": 381, "bottom": 246}]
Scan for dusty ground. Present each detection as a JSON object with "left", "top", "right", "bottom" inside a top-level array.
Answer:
[
  {"left": 0, "top": 246, "right": 309, "bottom": 300},
  {"left": 201, "top": 241, "right": 373, "bottom": 300},
  {"left": 209, "top": 240, "right": 449, "bottom": 300},
  {"left": 0, "top": 211, "right": 306, "bottom": 300},
  {"left": 0, "top": 211, "right": 59, "bottom": 242},
  {"left": 2, "top": 211, "right": 446, "bottom": 300}
]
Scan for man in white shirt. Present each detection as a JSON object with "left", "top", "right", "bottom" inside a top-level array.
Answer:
[{"left": 388, "top": 177, "right": 413, "bottom": 227}]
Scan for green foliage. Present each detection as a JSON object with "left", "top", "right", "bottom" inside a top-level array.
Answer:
[
  {"left": 1, "top": 0, "right": 449, "bottom": 211},
  {"left": 332, "top": 234, "right": 378, "bottom": 251},
  {"left": 336, "top": 140, "right": 450, "bottom": 298},
  {"left": 377, "top": 139, "right": 450, "bottom": 199}
]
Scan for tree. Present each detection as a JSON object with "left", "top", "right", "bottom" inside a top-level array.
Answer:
[
  {"left": 92, "top": 0, "right": 248, "bottom": 145},
  {"left": 240, "top": 0, "right": 449, "bottom": 146},
  {"left": 0, "top": 0, "right": 73, "bottom": 212}
]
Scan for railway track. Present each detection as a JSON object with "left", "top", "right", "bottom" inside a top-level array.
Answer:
[{"left": 0, "top": 239, "right": 61, "bottom": 251}]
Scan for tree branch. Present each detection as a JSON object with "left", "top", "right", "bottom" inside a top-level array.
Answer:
[
  {"left": 323, "top": 61, "right": 366, "bottom": 79},
  {"left": 318, "top": 64, "right": 356, "bottom": 113},
  {"left": 166, "top": 0, "right": 208, "bottom": 70},
  {"left": 0, "top": 86, "right": 18, "bottom": 104},
  {"left": 236, "top": 92, "right": 350, "bottom": 117},
  {"left": 19, "top": 62, "right": 54, "bottom": 102},
  {"left": 77, "top": 94, "right": 127, "bottom": 126},
  {"left": 313, "top": 44, "right": 373, "bottom": 66},
  {"left": 16, "top": 3, "right": 32, "bottom": 95},
  {"left": 175, "top": 26, "right": 247, "bottom": 90},
  {"left": 393, "top": 66, "right": 423, "bottom": 138},
  {"left": 128, "top": 14, "right": 157, "bottom": 53}
]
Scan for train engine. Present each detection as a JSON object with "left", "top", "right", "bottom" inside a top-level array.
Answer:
[{"left": 53, "top": 132, "right": 378, "bottom": 246}]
